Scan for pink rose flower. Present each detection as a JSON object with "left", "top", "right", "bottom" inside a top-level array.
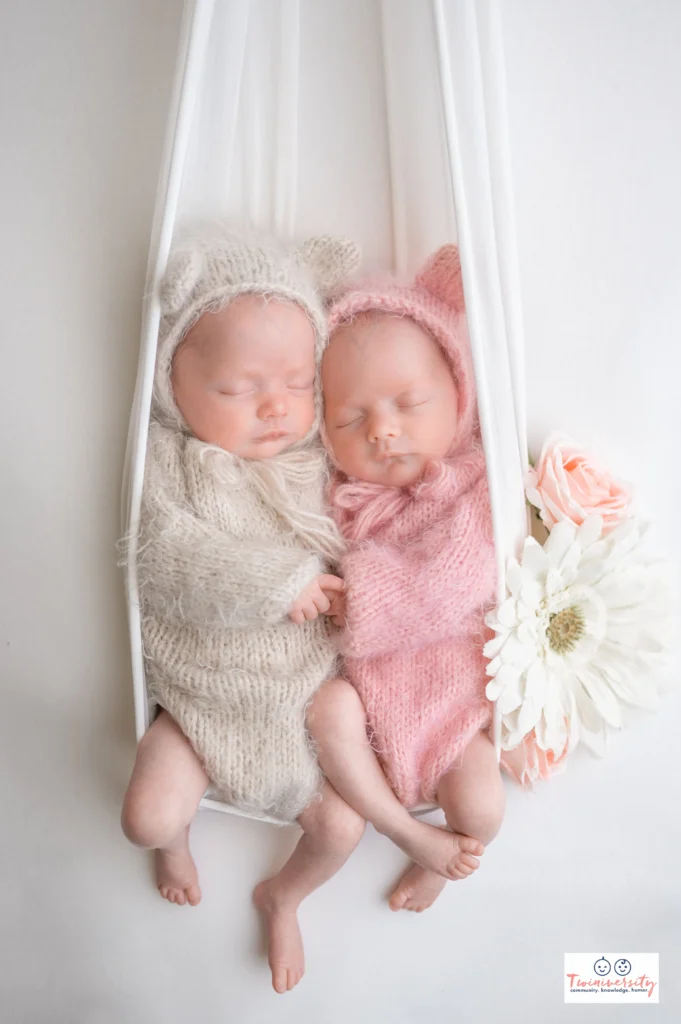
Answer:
[{"left": 526, "top": 434, "right": 632, "bottom": 534}]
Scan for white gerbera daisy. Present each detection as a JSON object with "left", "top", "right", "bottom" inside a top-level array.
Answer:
[{"left": 484, "top": 514, "right": 671, "bottom": 761}]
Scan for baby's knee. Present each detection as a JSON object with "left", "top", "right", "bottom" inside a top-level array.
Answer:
[
  {"left": 323, "top": 802, "right": 366, "bottom": 851},
  {"left": 447, "top": 789, "right": 505, "bottom": 846},
  {"left": 307, "top": 676, "right": 364, "bottom": 734},
  {"left": 121, "top": 789, "right": 185, "bottom": 850},
  {"left": 305, "top": 790, "right": 366, "bottom": 850}
]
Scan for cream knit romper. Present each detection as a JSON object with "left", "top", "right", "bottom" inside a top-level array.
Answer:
[{"left": 135, "top": 224, "right": 359, "bottom": 823}]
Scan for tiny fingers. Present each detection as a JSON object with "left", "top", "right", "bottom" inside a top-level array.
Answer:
[
  {"left": 317, "top": 574, "right": 344, "bottom": 593},
  {"left": 302, "top": 601, "right": 319, "bottom": 621},
  {"left": 313, "top": 592, "right": 331, "bottom": 614},
  {"left": 290, "top": 601, "right": 320, "bottom": 623}
]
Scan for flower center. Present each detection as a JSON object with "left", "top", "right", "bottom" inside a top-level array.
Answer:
[{"left": 547, "top": 605, "right": 585, "bottom": 654}]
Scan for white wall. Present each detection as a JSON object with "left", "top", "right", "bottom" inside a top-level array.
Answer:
[{"left": 1, "top": 2, "right": 679, "bottom": 1022}]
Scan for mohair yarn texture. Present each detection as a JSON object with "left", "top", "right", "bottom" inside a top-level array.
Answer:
[
  {"left": 138, "top": 224, "right": 359, "bottom": 823},
  {"left": 328, "top": 245, "right": 497, "bottom": 807}
]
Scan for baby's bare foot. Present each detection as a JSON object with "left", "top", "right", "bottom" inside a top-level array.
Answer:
[
  {"left": 389, "top": 864, "right": 447, "bottom": 912},
  {"left": 155, "top": 846, "right": 201, "bottom": 906},
  {"left": 253, "top": 880, "right": 305, "bottom": 994},
  {"left": 397, "top": 820, "right": 483, "bottom": 880}
]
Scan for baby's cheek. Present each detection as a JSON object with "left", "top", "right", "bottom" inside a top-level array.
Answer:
[
  {"left": 327, "top": 431, "right": 363, "bottom": 475},
  {"left": 210, "top": 399, "right": 251, "bottom": 446},
  {"left": 296, "top": 394, "right": 317, "bottom": 432},
  {"left": 426, "top": 401, "right": 459, "bottom": 453}
]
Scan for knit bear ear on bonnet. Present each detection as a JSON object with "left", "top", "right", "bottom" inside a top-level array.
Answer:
[
  {"left": 153, "top": 223, "right": 360, "bottom": 432},
  {"left": 160, "top": 248, "right": 206, "bottom": 315},
  {"left": 327, "top": 242, "right": 478, "bottom": 453},
  {"left": 297, "top": 236, "right": 361, "bottom": 298}
]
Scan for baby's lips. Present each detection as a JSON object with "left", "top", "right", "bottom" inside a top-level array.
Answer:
[{"left": 375, "top": 449, "right": 410, "bottom": 462}]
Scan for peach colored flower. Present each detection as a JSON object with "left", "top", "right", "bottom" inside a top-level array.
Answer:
[
  {"left": 499, "top": 729, "right": 570, "bottom": 789},
  {"left": 526, "top": 435, "right": 631, "bottom": 534}
]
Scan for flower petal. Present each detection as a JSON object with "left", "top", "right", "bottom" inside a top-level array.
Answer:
[{"left": 495, "top": 598, "right": 519, "bottom": 629}]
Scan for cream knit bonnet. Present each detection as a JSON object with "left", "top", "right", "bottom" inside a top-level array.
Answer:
[{"left": 153, "top": 223, "right": 361, "bottom": 441}]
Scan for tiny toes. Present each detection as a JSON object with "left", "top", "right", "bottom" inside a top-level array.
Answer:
[
  {"left": 389, "top": 891, "right": 410, "bottom": 912},
  {"left": 273, "top": 968, "right": 287, "bottom": 994}
]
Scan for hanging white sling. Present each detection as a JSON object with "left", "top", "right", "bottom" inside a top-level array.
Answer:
[{"left": 121, "top": 0, "right": 529, "bottom": 822}]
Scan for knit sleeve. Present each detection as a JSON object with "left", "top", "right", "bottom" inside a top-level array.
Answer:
[
  {"left": 137, "top": 436, "right": 323, "bottom": 630},
  {"left": 340, "top": 481, "right": 496, "bottom": 658}
]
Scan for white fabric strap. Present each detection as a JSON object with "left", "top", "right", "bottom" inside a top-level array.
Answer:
[
  {"left": 432, "top": 0, "right": 529, "bottom": 756},
  {"left": 122, "top": 0, "right": 216, "bottom": 739}
]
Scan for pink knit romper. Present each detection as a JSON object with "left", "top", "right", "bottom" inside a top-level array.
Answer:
[{"left": 327, "top": 245, "right": 497, "bottom": 808}]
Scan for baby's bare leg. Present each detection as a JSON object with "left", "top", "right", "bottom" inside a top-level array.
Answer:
[
  {"left": 390, "top": 729, "right": 505, "bottom": 912},
  {"left": 121, "top": 709, "right": 208, "bottom": 906},
  {"left": 439, "top": 728, "right": 506, "bottom": 843},
  {"left": 253, "top": 781, "right": 365, "bottom": 995},
  {"left": 308, "top": 678, "right": 482, "bottom": 880}
]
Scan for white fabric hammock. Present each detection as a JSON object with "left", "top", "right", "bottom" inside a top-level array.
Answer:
[{"left": 121, "top": 0, "right": 529, "bottom": 822}]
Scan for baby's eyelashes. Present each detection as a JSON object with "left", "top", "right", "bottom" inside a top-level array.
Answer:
[
  {"left": 215, "top": 379, "right": 313, "bottom": 396},
  {"left": 397, "top": 393, "right": 431, "bottom": 409},
  {"left": 218, "top": 387, "right": 255, "bottom": 397},
  {"left": 335, "top": 413, "right": 364, "bottom": 429},
  {"left": 333, "top": 398, "right": 429, "bottom": 428}
]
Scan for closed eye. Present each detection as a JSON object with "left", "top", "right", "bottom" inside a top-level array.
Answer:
[
  {"left": 288, "top": 381, "right": 314, "bottom": 391},
  {"left": 336, "top": 414, "right": 363, "bottom": 428},
  {"left": 398, "top": 398, "right": 429, "bottom": 410}
]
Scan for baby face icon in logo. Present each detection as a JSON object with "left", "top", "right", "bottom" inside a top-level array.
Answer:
[
  {"left": 594, "top": 957, "right": 611, "bottom": 976},
  {"left": 614, "top": 959, "right": 632, "bottom": 976}
]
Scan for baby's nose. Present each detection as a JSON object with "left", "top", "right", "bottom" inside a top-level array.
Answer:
[
  {"left": 367, "top": 416, "right": 399, "bottom": 444},
  {"left": 259, "top": 392, "right": 288, "bottom": 419}
]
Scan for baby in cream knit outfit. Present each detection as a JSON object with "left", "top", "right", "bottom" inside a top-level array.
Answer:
[{"left": 121, "top": 224, "right": 369, "bottom": 993}]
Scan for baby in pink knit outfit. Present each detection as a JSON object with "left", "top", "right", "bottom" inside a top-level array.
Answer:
[{"left": 307, "top": 244, "right": 506, "bottom": 912}]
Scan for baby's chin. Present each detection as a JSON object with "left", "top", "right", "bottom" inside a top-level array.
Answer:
[
  {"left": 205, "top": 430, "right": 306, "bottom": 460},
  {"left": 238, "top": 433, "right": 303, "bottom": 460},
  {"left": 344, "top": 453, "right": 428, "bottom": 487}
]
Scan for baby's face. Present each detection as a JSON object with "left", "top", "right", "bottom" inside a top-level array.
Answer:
[
  {"left": 322, "top": 313, "right": 459, "bottom": 486},
  {"left": 171, "top": 294, "right": 317, "bottom": 459}
]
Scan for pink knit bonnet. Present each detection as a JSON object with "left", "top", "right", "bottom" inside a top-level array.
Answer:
[{"left": 327, "top": 244, "right": 477, "bottom": 453}]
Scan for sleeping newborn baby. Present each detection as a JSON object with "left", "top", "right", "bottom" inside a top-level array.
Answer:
[
  {"left": 121, "top": 224, "right": 365, "bottom": 993},
  {"left": 308, "top": 244, "right": 506, "bottom": 912}
]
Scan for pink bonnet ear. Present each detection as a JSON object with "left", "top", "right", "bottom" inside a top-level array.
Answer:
[{"left": 415, "top": 244, "right": 465, "bottom": 314}]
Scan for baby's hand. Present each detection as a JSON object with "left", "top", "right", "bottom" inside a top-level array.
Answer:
[
  {"left": 289, "top": 574, "right": 344, "bottom": 624},
  {"left": 326, "top": 590, "right": 346, "bottom": 628}
]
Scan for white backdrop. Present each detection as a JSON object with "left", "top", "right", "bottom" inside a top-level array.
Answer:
[{"left": 1, "top": 1, "right": 679, "bottom": 1022}]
